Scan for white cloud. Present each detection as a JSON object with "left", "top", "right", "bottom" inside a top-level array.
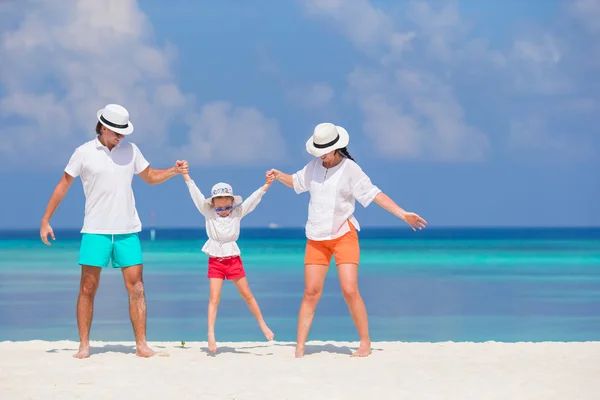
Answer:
[
  {"left": 176, "top": 101, "right": 285, "bottom": 165},
  {"left": 300, "top": 0, "right": 490, "bottom": 162},
  {"left": 0, "top": 0, "right": 284, "bottom": 170}
]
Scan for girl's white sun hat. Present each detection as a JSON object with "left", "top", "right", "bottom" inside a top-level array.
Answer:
[{"left": 204, "top": 182, "right": 243, "bottom": 206}]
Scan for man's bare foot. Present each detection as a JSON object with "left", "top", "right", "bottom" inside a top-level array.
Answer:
[
  {"left": 259, "top": 322, "right": 274, "bottom": 341},
  {"left": 351, "top": 341, "right": 372, "bottom": 357},
  {"left": 208, "top": 333, "right": 217, "bottom": 353},
  {"left": 135, "top": 343, "right": 156, "bottom": 358},
  {"left": 294, "top": 344, "right": 305, "bottom": 358},
  {"left": 73, "top": 344, "right": 90, "bottom": 359}
]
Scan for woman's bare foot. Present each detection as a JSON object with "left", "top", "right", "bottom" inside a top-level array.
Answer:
[
  {"left": 294, "top": 343, "right": 305, "bottom": 358},
  {"left": 208, "top": 333, "right": 217, "bottom": 353},
  {"left": 351, "top": 341, "right": 372, "bottom": 357},
  {"left": 73, "top": 343, "right": 90, "bottom": 359},
  {"left": 135, "top": 343, "right": 156, "bottom": 358},
  {"left": 259, "top": 322, "right": 274, "bottom": 341}
]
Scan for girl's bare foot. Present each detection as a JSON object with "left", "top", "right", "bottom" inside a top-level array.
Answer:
[
  {"left": 135, "top": 343, "right": 156, "bottom": 358},
  {"left": 259, "top": 322, "right": 274, "bottom": 341},
  {"left": 351, "top": 341, "right": 372, "bottom": 357},
  {"left": 208, "top": 333, "right": 217, "bottom": 353},
  {"left": 294, "top": 343, "right": 305, "bottom": 358},
  {"left": 73, "top": 344, "right": 90, "bottom": 359}
]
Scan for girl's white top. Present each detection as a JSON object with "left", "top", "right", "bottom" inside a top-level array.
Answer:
[
  {"left": 185, "top": 180, "right": 266, "bottom": 257},
  {"left": 293, "top": 158, "right": 381, "bottom": 241}
]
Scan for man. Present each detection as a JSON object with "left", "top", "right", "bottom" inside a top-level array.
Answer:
[{"left": 39, "top": 103, "right": 188, "bottom": 358}]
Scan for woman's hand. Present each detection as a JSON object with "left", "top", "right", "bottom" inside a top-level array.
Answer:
[{"left": 400, "top": 212, "right": 427, "bottom": 231}]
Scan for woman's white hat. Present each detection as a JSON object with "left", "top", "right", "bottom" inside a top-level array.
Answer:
[
  {"left": 305, "top": 122, "right": 350, "bottom": 157},
  {"left": 97, "top": 104, "right": 134, "bottom": 135},
  {"left": 204, "top": 182, "right": 243, "bottom": 206}
]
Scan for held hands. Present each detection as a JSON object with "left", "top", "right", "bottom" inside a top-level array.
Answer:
[
  {"left": 264, "top": 170, "right": 275, "bottom": 189},
  {"left": 40, "top": 221, "right": 55, "bottom": 246},
  {"left": 400, "top": 212, "right": 427, "bottom": 231},
  {"left": 266, "top": 169, "right": 278, "bottom": 181},
  {"left": 175, "top": 160, "right": 189, "bottom": 175}
]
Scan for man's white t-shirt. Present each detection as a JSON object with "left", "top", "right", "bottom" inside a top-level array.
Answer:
[
  {"left": 292, "top": 158, "right": 382, "bottom": 241},
  {"left": 64, "top": 137, "right": 150, "bottom": 234}
]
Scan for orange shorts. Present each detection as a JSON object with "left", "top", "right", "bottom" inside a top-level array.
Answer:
[{"left": 304, "top": 222, "right": 360, "bottom": 266}]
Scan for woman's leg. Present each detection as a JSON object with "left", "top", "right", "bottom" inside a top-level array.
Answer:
[
  {"left": 337, "top": 263, "right": 371, "bottom": 357},
  {"left": 295, "top": 263, "right": 329, "bottom": 358},
  {"left": 233, "top": 277, "right": 274, "bottom": 340},
  {"left": 207, "top": 278, "right": 224, "bottom": 352}
]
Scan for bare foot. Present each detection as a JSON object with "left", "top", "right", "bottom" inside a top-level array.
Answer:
[
  {"left": 351, "top": 341, "right": 372, "bottom": 357},
  {"left": 135, "top": 343, "right": 156, "bottom": 358},
  {"left": 259, "top": 322, "right": 274, "bottom": 341},
  {"left": 208, "top": 333, "right": 217, "bottom": 353},
  {"left": 294, "top": 344, "right": 305, "bottom": 358},
  {"left": 73, "top": 344, "right": 90, "bottom": 359}
]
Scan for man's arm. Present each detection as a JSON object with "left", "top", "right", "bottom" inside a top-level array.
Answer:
[
  {"left": 40, "top": 172, "right": 75, "bottom": 245},
  {"left": 138, "top": 160, "right": 188, "bottom": 185}
]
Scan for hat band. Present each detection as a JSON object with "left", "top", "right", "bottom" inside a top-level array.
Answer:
[
  {"left": 100, "top": 115, "right": 129, "bottom": 129},
  {"left": 313, "top": 134, "right": 339, "bottom": 149}
]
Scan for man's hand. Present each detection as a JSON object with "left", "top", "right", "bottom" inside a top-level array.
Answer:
[
  {"left": 40, "top": 220, "right": 55, "bottom": 246},
  {"left": 175, "top": 160, "right": 189, "bottom": 175}
]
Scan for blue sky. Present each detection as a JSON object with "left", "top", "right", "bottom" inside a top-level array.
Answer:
[{"left": 0, "top": 0, "right": 598, "bottom": 229}]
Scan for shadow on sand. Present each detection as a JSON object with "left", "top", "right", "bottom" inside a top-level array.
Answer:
[{"left": 46, "top": 344, "right": 136, "bottom": 356}]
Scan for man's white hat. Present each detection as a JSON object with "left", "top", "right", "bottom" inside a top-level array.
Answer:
[
  {"left": 204, "top": 182, "right": 243, "bottom": 206},
  {"left": 305, "top": 122, "right": 349, "bottom": 157},
  {"left": 97, "top": 104, "right": 134, "bottom": 135}
]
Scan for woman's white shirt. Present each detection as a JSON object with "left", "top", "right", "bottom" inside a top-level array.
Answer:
[
  {"left": 292, "top": 158, "right": 381, "bottom": 241},
  {"left": 185, "top": 180, "right": 265, "bottom": 257}
]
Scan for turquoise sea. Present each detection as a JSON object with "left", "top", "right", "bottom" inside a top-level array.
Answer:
[{"left": 1, "top": 227, "right": 599, "bottom": 343}]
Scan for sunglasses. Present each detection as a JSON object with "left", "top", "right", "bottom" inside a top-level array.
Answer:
[{"left": 214, "top": 204, "right": 242, "bottom": 213}]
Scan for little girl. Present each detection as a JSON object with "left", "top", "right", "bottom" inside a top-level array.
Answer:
[{"left": 182, "top": 171, "right": 275, "bottom": 352}]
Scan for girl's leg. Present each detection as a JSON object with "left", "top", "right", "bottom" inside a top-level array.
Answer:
[
  {"left": 337, "top": 263, "right": 371, "bottom": 357},
  {"left": 295, "top": 263, "right": 329, "bottom": 358},
  {"left": 207, "top": 278, "right": 224, "bottom": 352},
  {"left": 232, "top": 277, "right": 274, "bottom": 341}
]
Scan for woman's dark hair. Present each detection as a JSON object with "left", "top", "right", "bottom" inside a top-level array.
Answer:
[
  {"left": 337, "top": 147, "right": 355, "bottom": 161},
  {"left": 95, "top": 121, "right": 103, "bottom": 136}
]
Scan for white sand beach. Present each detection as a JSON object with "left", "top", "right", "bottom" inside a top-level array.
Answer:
[{"left": 1, "top": 340, "right": 598, "bottom": 400}]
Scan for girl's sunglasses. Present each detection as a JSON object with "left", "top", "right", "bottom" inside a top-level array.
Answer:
[{"left": 214, "top": 205, "right": 238, "bottom": 213}]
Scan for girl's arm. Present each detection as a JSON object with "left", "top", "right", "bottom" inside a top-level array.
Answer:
[
  {"left": 241, "top": 173, "right": 274, "bottom": 217},
  {"left": 373, "top": 192, "right": 427, "bottom": 231},
  {"left": 183, "top": 173, "right": 209, "bottom": 216}
]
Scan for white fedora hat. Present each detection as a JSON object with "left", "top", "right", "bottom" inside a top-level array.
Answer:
[
  {"left": 305, "top": 122, "right": 349, "bottom": 157},
  {"left": 97, "top": 104, "right": 134, "bottom": 135},
  {"left": 204, "top": 182, "right": 243, "bottom": 207}
]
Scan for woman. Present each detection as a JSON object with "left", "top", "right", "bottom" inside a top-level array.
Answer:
[{"left": 267, "top": 122, "right": 427, "bottom": 358}]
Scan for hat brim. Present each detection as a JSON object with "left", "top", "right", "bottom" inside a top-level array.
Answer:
[
  {"left": 97, "top": 109, "right": 134, "bottom": 135},
  {"left": 204, "top": 195, "right": 243, "bottom": 207},
  {"left": 305, "top": 125, "right": 350, "bottom": 157}
]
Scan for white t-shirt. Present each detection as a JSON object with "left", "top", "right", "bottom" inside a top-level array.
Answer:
[
  {"left": 64, "top": 137, "right": 150, "bottom": 234},
  {"left": 293, "top": 158, "right": 381, "bottom": 241},
  {"left": 185, "top": 180, "right": 266, "bottom": 257}
]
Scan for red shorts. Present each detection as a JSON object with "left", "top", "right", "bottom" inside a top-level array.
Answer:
[{"left": 207, "top": 256, "right": 246, "bottom": 280}]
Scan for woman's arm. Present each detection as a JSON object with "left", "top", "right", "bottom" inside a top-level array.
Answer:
[
  {"left": 373, "top": 192, "right": 427, "bottom": 231},
  {"left": 268, "top": 169, "right": 293, "bottom": 188}
]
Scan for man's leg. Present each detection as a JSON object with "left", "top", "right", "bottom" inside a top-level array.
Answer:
[
  {"left": 121, "top": 265, "right": 154, "bottom": 357},
  {"left": 74, "top": 266, "right": 102, "bottom": 359},
  {"left": 75, "top": 233, "right": 111, "bottom": 359},
  {"left": 114, "top": 233, "right": 154, "bottom": 357}
]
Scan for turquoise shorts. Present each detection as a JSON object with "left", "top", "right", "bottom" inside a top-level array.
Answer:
[{"left": 78, "top": 233, "right": 143, "bottom": 268}]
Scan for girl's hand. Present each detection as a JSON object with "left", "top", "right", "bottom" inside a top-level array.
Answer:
[{"left": 401, "top": 212, "right": 427, "bottom": 231}]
